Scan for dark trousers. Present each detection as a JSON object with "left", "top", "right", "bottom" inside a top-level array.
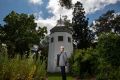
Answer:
[{"left": 60, "top": 66, "right": 66, "bottom": 80}]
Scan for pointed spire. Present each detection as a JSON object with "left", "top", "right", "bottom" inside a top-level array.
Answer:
[
  {"left": 60, "top": 14, "right": 61, "bottom": 19},
  {"left": 59, "top": 14, "right": 62, "bottom": 25},
  {"left": 56, "top": 14, "right": 65, "bottom": 27}
]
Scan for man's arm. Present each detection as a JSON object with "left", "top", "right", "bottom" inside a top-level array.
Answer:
[
  {"left": 54, "top": 53, "right": 59, "bottom": 67},
  {"left": 64, "top": 52, "right": 68, "bottom": 66}
]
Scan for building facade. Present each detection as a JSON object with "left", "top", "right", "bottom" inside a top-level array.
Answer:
[{"left": 47, "top": 18, "right": 73, "bottom": 72}]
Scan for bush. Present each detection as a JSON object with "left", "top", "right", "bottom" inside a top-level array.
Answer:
[
  {"left": 95, "top": 32, "right": 120, "bottom": 80},
  {"left": 69, "top": 49, "right": 81, "bottom": 76},
  {"left": 69, "top": 32, "right": 120, "bottom": 79},
  {"left": 69, "top": 48, "right": 97, "bottom": 79},
  {"left": 96, "top": 58, "right": 120, "bottom": 80},
  {"left": 97, "top": 32, "right": 120, "bottom": 66},
  {"left": 0, "top": 46, "right": 46, "bottom": 80}
]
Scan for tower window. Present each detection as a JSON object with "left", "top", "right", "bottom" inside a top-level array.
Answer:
[
  {"left": 51, "top": 37, "right": 54, "bottom": 43},
  {"left": 58, "top": 36, "right": 63, "bottom": 41},
  {"left": 68, "top": 37, "right": 71, "bottom": 42}
]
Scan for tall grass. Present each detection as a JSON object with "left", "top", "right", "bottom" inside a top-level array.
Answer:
[{"left": 0, "top": 46, "right": 46, "bottom": 80}]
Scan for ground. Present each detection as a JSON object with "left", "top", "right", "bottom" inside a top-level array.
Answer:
[{"left": 48, "top": 73, "right": 73, "bottom": 80}]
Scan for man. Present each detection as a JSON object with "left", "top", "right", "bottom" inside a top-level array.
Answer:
[{"left": 57, "top": 46, "right": 67, "bottom": 80}]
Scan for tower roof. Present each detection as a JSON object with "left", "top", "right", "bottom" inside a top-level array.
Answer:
[
  {"left": 50, "top": 27, "right": 72, "bottom": 34},
  {"left": 50, "top": 16, "right": 72, "bottom": 34}
]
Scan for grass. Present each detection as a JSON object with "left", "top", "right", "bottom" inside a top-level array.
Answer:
[{"left": 48, "top": 73, "right": 73, "bottom": 80}]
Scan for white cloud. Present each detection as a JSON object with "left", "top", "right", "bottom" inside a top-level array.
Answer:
[
  {"left": 72, "top": 0, "right": 120, "bottom": 14},
  {"left": 33, "top": 11, "right": 43, "bottom": 19},
  {"left": 29, "top": 0, "right": 43, "bottom": 5},
  {"left": 35, "top": 0, "right": 73, "bottom": 34},
  {"left": 35, "top": 17, "right": 56, "bottom": 33},
  {"left": 35, "top": 0, "right": 120, "bottom": 34}
]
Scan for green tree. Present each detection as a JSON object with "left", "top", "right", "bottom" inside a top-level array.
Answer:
[
  {"left": 97, "top": 32, "right": 120, "bottom": 66},
  {"left": 72, "top": 1, "right": 93, "bottom": 49},
  {"left": 91, "top": 10, "right": 120, "bottom": 35},
  {"left": 2, "top": 11, "right": 47, "bottom": 56},
  {"left": 69, "top": 33, "right": 120, "bottom": 79},
  {"left": 111, "top": 13, "right": 120, "bottom": 33},
  {"left": 59, "top": 0, "right": 72, "bottom": 9},
  {"left": 0, "top": 26, "right": 2, "bottom": 44},
  {"left": 95, "top": 32, "right": 120, "bottom": 80},
  {"left": 62, "top": 15, "right": 73, "bottom": 30}
]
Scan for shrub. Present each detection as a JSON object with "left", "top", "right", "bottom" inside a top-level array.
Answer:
[
  {"left": 69, "top": 32, "right": 120, "bottom": 79},
  {"left": 0, "top": 46, "right": 46, "bottom": 80},
  {"left": 69, "top": 48, "right": 97, "bottom": 78},
  {"left": 97, "top": 32, "right": 120, "bottom": 66},
  {"left": 95, "top": 32, "right": 120, "bottom": 80},
  {"left": 69, "top": 49, "right": 81, "bottom": 76}
]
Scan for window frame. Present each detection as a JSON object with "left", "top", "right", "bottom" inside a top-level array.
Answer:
[
  {"left": 58, "top": 36, "right": 63, "bottom": 42},
  {"left": 68, "top": 37, "right": 71, "bottom": 43},
  {"left": 51, "top": 37, "right": 54, "bottom": 43}
]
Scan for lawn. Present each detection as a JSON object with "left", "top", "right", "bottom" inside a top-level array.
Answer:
[{"left": 48, "top": 73, "right": 73, "bottom": 80}]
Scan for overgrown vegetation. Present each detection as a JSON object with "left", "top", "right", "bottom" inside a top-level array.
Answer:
[
  {"left": 96, "top": 32, "right": 120, "bottom": 80},
  {"left": 69, "top": 48, "right": 97, "bottom": 79},
  {"left": 69, "top": 32, "right": 120, "bottom": 80},
  {"left": 0, "top": 46, "right": 46, "bottom": 80},
  {"left": 0, "top": 1, "right": 120, "bottom": 79}
]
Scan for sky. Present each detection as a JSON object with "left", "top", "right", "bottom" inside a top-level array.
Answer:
[{"left": 0, "top": 0, "right": 120, "bottom": 33}]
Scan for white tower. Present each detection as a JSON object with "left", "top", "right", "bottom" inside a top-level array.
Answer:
[{"left": 47, "top": 17, "right": 73, "bottom": 72}]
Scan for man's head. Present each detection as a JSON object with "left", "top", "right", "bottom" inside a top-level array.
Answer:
[{"left": 60, "top": 46, "right": 64, "bottom": 52}]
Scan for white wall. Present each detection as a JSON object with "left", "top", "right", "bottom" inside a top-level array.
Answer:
[{"left": 47, "top": 32, "right": 73, "bottom": 72}]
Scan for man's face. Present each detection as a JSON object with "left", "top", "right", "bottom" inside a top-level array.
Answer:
[{"left": 60, "top": 47, "right": 64, "bottom": 52}]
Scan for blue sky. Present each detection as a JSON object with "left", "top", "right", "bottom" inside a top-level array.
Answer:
[
  {"left": 0, "top": 0, "right": 120, "bottom": 32},
  {"left": 87, "top": 2, "right": 120, "bottom": 24}
]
